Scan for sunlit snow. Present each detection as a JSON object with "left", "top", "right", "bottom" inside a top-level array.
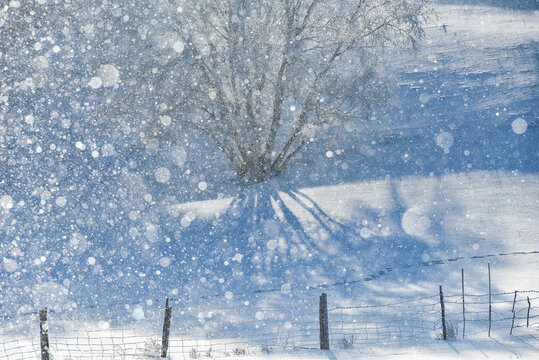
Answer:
[
  {"left": 511, "top": 117, "right": 528, "bottom": 135},
  {"left": 98, "top": 64, "right": 120, "bottom": 87},
  {"left": 155, "top": 167, "right": 171, "bottom": 183},
  {"left": 0, "top": 1, "right": 537, "bottom": 359},
  {"left": 88, "top": 77, "right": 102, "bottom": 89},
  {"left": 2, "top": 257, "right": 18, "bottom": 273},
  {"left": 55, "top": 196, "right": 67, "bottom": 207},
  {"left": 0, "top": 195, "right": 14, "bottom": 210},
  {"left": 436, "top": 131, "right": 454, "bottom": 154}
]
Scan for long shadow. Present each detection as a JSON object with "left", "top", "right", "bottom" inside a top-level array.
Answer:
[
  {"left": 166, "top": 178, "right": 457, "bottom": 303},
  {"left": 186, "top": 181, "right": 363, "bottom": 248},
  {"left": 153, "top": 160, "right": 539, "bottom": 305},
  {"left": 168, "top": 181, "right": 380, "bottom": 299}
]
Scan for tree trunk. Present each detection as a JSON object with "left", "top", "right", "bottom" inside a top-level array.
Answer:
[{"left": 235, "top": 154, "right": 271, "bottom": 183}]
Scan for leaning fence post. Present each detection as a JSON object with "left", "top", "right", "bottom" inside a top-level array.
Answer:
[
  {"left": 319, "top": 293, "right": 330, "bottom": 350},
  {"left": 39, "top": 308, "right": 50, "bottom": 360},
  {"left": 161, "top": 298, "right": 172, "bottom": 358},
  {"left": 461, "top": 268, "right": 465, "bottom": 339},
  {"left": 488, "top": 263, "right": 492, "bottom": 337},
  {"left": 510, "top": 291, "right": 517, "bottom": 335},
  {"left": 527, "top": 296, "right": 531, "bottom": 327},
  {"left": 439, "top": 285, "right": 447, "bottom": 340}
]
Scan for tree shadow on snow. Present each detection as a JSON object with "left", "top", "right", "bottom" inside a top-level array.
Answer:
[{"left": 166, "top": 179, "right": 442, "bottom": 301}]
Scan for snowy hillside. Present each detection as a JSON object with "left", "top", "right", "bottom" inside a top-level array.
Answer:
[{"left": 1, "top": 1, "right": 538, "bottom": 359}]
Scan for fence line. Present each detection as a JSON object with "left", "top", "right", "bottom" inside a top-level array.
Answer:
[
  {"left": 4, "top": 291, "right": 536, "bottom": 323},
  {"left": 2, "top": 262, "right": 539, "bottom": 359},
  {"left": 2, "top": 287, "right": 537, "bottom": 359}
]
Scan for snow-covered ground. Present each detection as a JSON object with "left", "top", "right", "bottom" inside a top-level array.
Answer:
[
  {"left": 1, "top": 1, "right": 538, "bottom": 359},
  {"left": 3, "top": 333, "right": 539, "bottom": 359}
]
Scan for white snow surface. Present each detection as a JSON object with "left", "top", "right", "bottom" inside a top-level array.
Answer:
[{"left": 1, "top": 3, "right": 538, "bottom": 360}]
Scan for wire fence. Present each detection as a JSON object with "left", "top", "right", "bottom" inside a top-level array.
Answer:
[
  {"left": 328, "top": 291, "right": 539, "bottom": 347},
  {"left": 1, "top": 302, "right": 320, "bottom": 359},
  {"left": 1, "top": 288, "right": 538, "bottom": 359}
]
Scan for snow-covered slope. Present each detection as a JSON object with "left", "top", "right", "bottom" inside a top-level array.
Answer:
[{"left": 1, "top": 2, "right": 538, "bottom": 359}]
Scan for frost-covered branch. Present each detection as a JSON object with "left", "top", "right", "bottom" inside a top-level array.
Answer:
[{"left": 0, "top": 0, "right": 435, "bottom": 182}]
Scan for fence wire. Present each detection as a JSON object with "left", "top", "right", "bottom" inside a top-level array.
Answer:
[
  {"left": 328, "top": 291, "right": 538, "bottom": 347},
  {"left": 1, "top": 291, "right": 537, "bottom": 359}
]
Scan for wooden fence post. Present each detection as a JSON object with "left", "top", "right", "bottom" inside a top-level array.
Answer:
[
  {"left": 488, "top": 263, "right": 492, "bottom": 337},
  {"left": 439, "top": 285, "right": 447, "bottom": 340},
  {"left": 527, "top": 296, "right": 531, "bottom": 327},
  {"left": 319, "top": 293, "right": 329, "bottom": 350},
  {"left": 161, "top": 298, "right": 172, "bottom": 358},
  {"left": 39, "top": 308, "right": 50, "bottom": 360},
  {"left": 510, "top": 291, "right": 517, "bottom": 335},
  {"left": 461, "top": 268, "right": 465, "bottom": 339}
]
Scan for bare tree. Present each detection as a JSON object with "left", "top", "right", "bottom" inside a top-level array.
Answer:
[
  {"left": 0, "top": 0, "right": 434, "bottom": 182},
  {"left": 149, "top": 0, "right": 434, "bottom": 182}
]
